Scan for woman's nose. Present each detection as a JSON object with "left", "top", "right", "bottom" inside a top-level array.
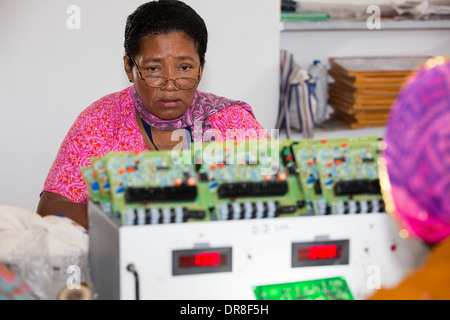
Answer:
[{"left": 160, "top": 78, "right": 177, "bottom": 90}]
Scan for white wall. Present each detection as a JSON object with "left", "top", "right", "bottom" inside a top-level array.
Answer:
[{"left": 0, "top": 0, "right": 280, "bottom": 212}]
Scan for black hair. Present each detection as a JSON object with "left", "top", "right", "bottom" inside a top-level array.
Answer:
[{"left": 124, "top": 0, "right": 208, "bottom": 68}]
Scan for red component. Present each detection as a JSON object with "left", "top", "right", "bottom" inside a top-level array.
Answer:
[
  {"left": 327, "top": 244, "right": 337, "bottom": 258},
  {"left": 194, "top": 253, "right": 202, "bottom": 266},
  {"left": 179, "top": 251, "right": 222, "bottom": 268},
  {"left": 301, "top": 244, "right": 340, "bottom": 260},
  {"left": 200, "top": 253, "right": 210, "bottom": 266},
  {"left": 277, "top": 172, "right": 287, "bottom": 181},
  {"left": 309, "top": 245, "right": 319, "bottom": 259},
  {"left": 318, "top": 245, "right": 328, "bottom": 259},
  {"left": 196, "top": 252, "right": 220, "bottom": 266},
  {"left": 211, "top": 252, "right": 220, "bottom": 266}
]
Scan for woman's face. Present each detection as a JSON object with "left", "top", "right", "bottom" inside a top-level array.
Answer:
[{"left": 125, "top": 31, "right": 202, "bottom": 120}]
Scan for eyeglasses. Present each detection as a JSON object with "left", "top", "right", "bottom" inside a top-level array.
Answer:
[{"left": 131, "top": 57, "right": 200, "bottom": 90}]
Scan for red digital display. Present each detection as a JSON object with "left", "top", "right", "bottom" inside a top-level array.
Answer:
[
  {"left": 178, "top": 251, "right": 227, "bottom": 268},
  {"left": 292, "top": 240, "right": 349, "bottom": 267},
  {"left": 297, "top": 244, "right": 342, "bottom": 261},
  {"left": 173, "top": 247, "right": 232, "bottom": 275}
]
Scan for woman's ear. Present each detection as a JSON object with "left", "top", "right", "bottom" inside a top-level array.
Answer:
[
  {"left": 123, "top": 55, "right": 134, "bottom": 82},
  {"left": 198, "top": 63, "right": 205, "bottom": 81}
]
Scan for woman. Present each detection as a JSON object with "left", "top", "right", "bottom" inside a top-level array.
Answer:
[
  {"left": 368, "top": 56, "right": 450, "bottom": 300},
  {"left": 37, "top": 0, "right": 269, "bottom": 230}
]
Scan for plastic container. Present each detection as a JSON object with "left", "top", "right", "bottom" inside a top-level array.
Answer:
[{"left": 308, "top": 60, "right": 329, "bottom": 125}]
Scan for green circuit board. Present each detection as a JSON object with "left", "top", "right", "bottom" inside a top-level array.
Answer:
[
  {"left": 253, "top": 276, "right": 354, "bottom": 300},
  {"left": 90, "top": 156, "right": 114, "bottom": 215},
  {"left": 315, "top": 139, "right": 384, "bottom": 215},
  {"left": 292, "top": 139, "right": 327, "bottom": 215},
  {"left": 82, "top": 139, "right": 310, "bottom": 225},
  {"left": 81, "top": 135, "right": 385, "bottom": 226},
  {"left": 291, "top": 136, "right": 382, "bottom": 215}
]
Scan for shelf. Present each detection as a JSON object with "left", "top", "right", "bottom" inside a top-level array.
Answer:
[
  {"left": 280, "top": 119, "right": 386, "bottom": 140},
  {"left": 280, "top": 18, "right": 450, "bottom": 31},
  {"left": 313, "top": 119, "right": 385, "bottom": 139}
]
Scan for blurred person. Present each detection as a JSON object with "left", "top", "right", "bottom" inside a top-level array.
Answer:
[{"left": 369, "top": 56, "right": 450, "bottom": 300}]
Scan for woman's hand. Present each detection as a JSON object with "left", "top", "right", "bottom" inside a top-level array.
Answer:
[{"left": 37, "top": 191, "right": 88, "bottom": 230}]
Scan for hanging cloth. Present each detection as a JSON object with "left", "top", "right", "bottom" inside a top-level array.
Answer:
[{"left": 276, "top": 50, "right": 317, "bottom": 139}]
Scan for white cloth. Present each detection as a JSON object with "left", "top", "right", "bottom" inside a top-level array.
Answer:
[
  {"left": 0, "top": 205, "right": 88, "bottom": 267},
  {"left": 276, "top": 50, "right": 318, "bottom": 139},
  {"left": 0, "top": 205, "right": 89, "bottom": 299}
]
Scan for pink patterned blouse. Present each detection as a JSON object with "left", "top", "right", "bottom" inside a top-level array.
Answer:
[{"left": 42, "top": 86, "right": 269, "bottom": 203}]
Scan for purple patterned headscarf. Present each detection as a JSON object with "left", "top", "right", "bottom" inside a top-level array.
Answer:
[
  {"left": 383, "top": 57, "right": 450, "bottom": 244},
  {"left": 132, "top": 86, "right": 256, "bottom": 132}
]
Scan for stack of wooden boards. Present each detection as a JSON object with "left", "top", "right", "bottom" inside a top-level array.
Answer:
[{"left": 327, "top": 56, "right": 430, "bottom": 128}]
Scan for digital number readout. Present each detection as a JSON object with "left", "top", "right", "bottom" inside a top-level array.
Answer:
[
  {"left": 291, "top": 239, "right": 349, "bottom": 267},
  {"left": 178, "top": 251, "right": 226, "bottom": 268},
  {"left": 173, "top": 247, "right": 232, "bottom": 276},
  {"left": 297, "top": 244, "right": 342, "bottom": 260}
]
